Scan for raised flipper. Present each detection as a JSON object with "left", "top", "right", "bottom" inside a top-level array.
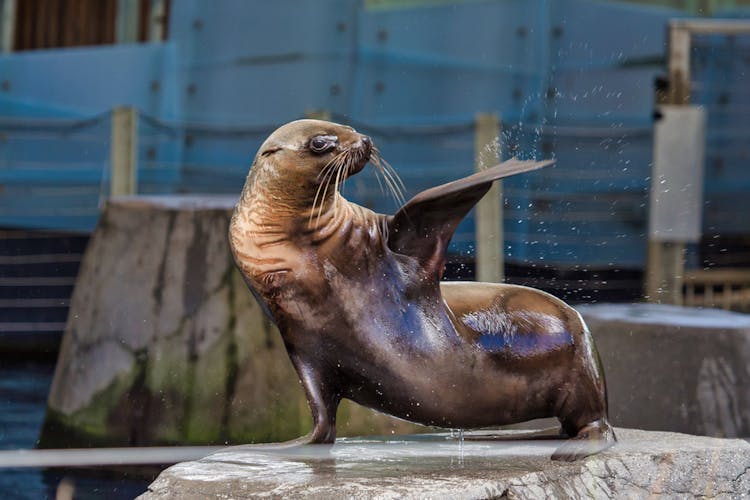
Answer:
[{"left": 387, "top": 158, "right": 554, "bottom": 280}]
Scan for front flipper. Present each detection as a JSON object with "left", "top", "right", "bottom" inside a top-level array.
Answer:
[
  {"left": 293, "top": 360, "right": 341, "bottom": 444},
  {"left": 387, "top": 158, "right": 554, "bottom": 280}
]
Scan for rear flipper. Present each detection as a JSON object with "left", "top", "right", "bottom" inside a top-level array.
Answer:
[{"left": 551, "top": 418, "right": 616, "bottom": 461}]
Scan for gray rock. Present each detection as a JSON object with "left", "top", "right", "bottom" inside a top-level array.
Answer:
[
  {"left": 139, "top": 428, "right": 750, "bottom": 499},
  {"left": 580, "top": 303, "right": 750, "bottom": 438}
]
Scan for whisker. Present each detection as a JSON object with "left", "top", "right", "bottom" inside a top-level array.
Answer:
[
  {"left": 372, "top": 166, "right": 386, "bottom": 197},
  {"left": 311, "top": 151, "right": 347, "bottom": 225},
  {"left": 316, "top": 155, "right": 343, "bottom": 224},
  {"left": 375, "top": 152, "right": 407, "bottom": 198},
  {"left": 371, "top": 151, "right": 406, "bottom": 207},
  {"left": 316, "top": 152, "right": 349, "bottom": 225},
  {"left": 324, "top": 153, "right": 348, "bottom": 224}
]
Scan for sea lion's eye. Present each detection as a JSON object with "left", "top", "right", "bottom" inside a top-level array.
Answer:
[{"left": 309, "top": 135, "right": 337, "bottom": 154}]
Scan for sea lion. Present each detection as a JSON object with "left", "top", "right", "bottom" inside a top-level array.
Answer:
[{"left": 229, "top": 119, "right": 616, "bottom": 461}]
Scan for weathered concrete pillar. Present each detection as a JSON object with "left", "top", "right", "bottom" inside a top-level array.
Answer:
[{"left": 40, "top": 196, "right": 425, "bottom": 447}]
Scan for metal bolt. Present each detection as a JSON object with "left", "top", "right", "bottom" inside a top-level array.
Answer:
[
  {"left": 150, "top": 80, "right": 160, "bottom": 92},
  {"left": 187, "top": 84, "right": 197, "bottom": 96},
  {"left": 375, "top": 81, "right": 386, "bottom": 93},
  {"left": 192, "top": 19, "right": 203, "bottom": 30},
  {"left": 516, "top": 26, "right": 527, "bottom": 38},
  {"left": 1, "top": 80, "right": 10, "bottom": 92},
  {"left": 377, "top": 29, "right": 388, "bottom": 42},
  {"left": 330, "top": 84, "right": 341, "bottom": 96},
  {"left": 336, "top": 22, "right": 347, "bottom": 33},
  {"left": 552, "top": 26, "right": 563, "bottom": 38}
]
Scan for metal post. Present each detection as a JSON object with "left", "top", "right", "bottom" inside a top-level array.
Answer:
[
  {"left": 0, "top": 0, "right": 16, "bottom": 53},
  {"left": 110, "top": 107, "right": 138, "bottom": 197},
  {"left": 474, "top": 113, "right": 503, "bottom": 283}
]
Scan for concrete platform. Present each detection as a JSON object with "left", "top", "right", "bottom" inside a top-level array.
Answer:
[
  {"left": 139, "top": 429, "right": 750, "bottom": 499},
  {"left": 581, "top": 303, "right": 750, "bottom": 437}
]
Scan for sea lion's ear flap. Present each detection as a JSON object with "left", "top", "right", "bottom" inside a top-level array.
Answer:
[
  {"left": 387, "top": 158, "right": 554, "bottom": 280},
  {"left": 260, "top": 146, "right": 282, "bottom": 157}
]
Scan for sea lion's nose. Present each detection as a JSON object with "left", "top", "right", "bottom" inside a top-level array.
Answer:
[{"left": 360, "top": 135, "right": 372, "bottom": 155}]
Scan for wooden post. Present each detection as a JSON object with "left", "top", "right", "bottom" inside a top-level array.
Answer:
[
  {"left": 645, "top": 24, "right": 691, "bottom": 304},
  {"left": 646, "top": 21, "right": 697, "bottom": 304},
  {"left": 0, "top": 0, "right": 16, "bottom": 53},
  {"left": 305, "top": 109, "right": 331, "bottom": 121},
  {"left": 646, "top": 19, "right": 750, "bottom": 305},
  {"left": 668, "top": 25, "right": 691, "bottom": 106},
  {"left": 147, "top": 0, "right": 167, "bottom": 42},
  {"left": 474, "top": 113, "right": 503, "bottom": 283},
  {"left": 646, "top": 242, "right": 686, "bottom": 305},
  {"left": 116, "top": 0, "right": 140, "bottom": 43},
  {"left": 110, "top": 107, "right": 138, "bottom": 197}
]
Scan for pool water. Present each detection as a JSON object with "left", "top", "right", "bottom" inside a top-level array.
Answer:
[{"left": 0, "top": 361, "right": 151, "bottom": 499}]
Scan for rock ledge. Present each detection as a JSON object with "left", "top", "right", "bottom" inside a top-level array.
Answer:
[{"left": 140, "top": 428, "right": 750, "bottom": 499}]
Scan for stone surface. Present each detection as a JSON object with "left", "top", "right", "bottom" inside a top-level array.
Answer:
[
  {"left": 139, "top": 429, "right": 750, "bottom": 499},
  {"left": 580, "top": 303, "right": 750, "bottom": 438},
  {"left": 40, "top": 196, "right": 425, "bottom": 448}
]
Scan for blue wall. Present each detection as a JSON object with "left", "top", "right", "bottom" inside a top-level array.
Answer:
[{"left": 1, "top": 0, "right": 748, "bottom": 269}]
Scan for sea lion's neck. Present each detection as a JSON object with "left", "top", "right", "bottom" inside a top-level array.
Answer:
[
  {"left": 239, "top": 171, "right": 351, "bottom": 239},
  {"left": 232, "top": 167, "right": 386, "bottom": 273}
]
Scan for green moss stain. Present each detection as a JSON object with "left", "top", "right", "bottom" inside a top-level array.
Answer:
[
  {"left": 221, "top": 339, "right": 239, "bottom": 440},
  {"left": 39, "top": 363, "right": 143, "bottom": 448},
  {"left": 152, "top": 211, "right": 176, "bottom": 310}
]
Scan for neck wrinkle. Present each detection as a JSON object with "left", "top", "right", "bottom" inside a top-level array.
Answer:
[{"left": 240, "top": 172, "right": 343, "bottom": 242}]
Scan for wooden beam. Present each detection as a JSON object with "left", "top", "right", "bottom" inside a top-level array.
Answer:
[
  {"left": 110, "top": 107, "right": 138, "bottom": 197},
  {"left": 147, "top": 0, "right": 166, "bottom": 41},
  {"left": 474, "top": 113, "right": 503, "bottom": 283},
  {"left": 305, "top": 109, "right": 331, "bottom": 121},
  {"left": 0, "top": 0, "right": 17, "bottom": 52},
  {"left": 116, "top": 0, "right": 139, "bottom": 43},
  {"left": 668, "top": 25, "right": 691, "bottom": 105}
]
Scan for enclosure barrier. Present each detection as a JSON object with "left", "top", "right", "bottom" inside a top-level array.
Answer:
[
  {"left": 684, "top": 269, "right": 750, "bottom": 311},
  {"left": 646, "top": 18, "right": 750, "bottom": 305},
  {"left": 2, "top": 94, "right": 748, "bottom": 307}
]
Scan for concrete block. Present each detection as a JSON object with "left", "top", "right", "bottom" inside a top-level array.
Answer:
[{"left": 580, "top": 303, "right": 750, "bottom": 438}]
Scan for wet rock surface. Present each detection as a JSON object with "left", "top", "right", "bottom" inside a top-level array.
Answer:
[{"left": 140, "top": 428, "right": 750, "bottom": 499}]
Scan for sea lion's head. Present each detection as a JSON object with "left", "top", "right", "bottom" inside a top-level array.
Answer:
[
  {"left": 254, "top": 119, "right": 373, "bottom": 185},
  {"left": 245, "top": 119, "right": 403, "bottom": 219}
]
